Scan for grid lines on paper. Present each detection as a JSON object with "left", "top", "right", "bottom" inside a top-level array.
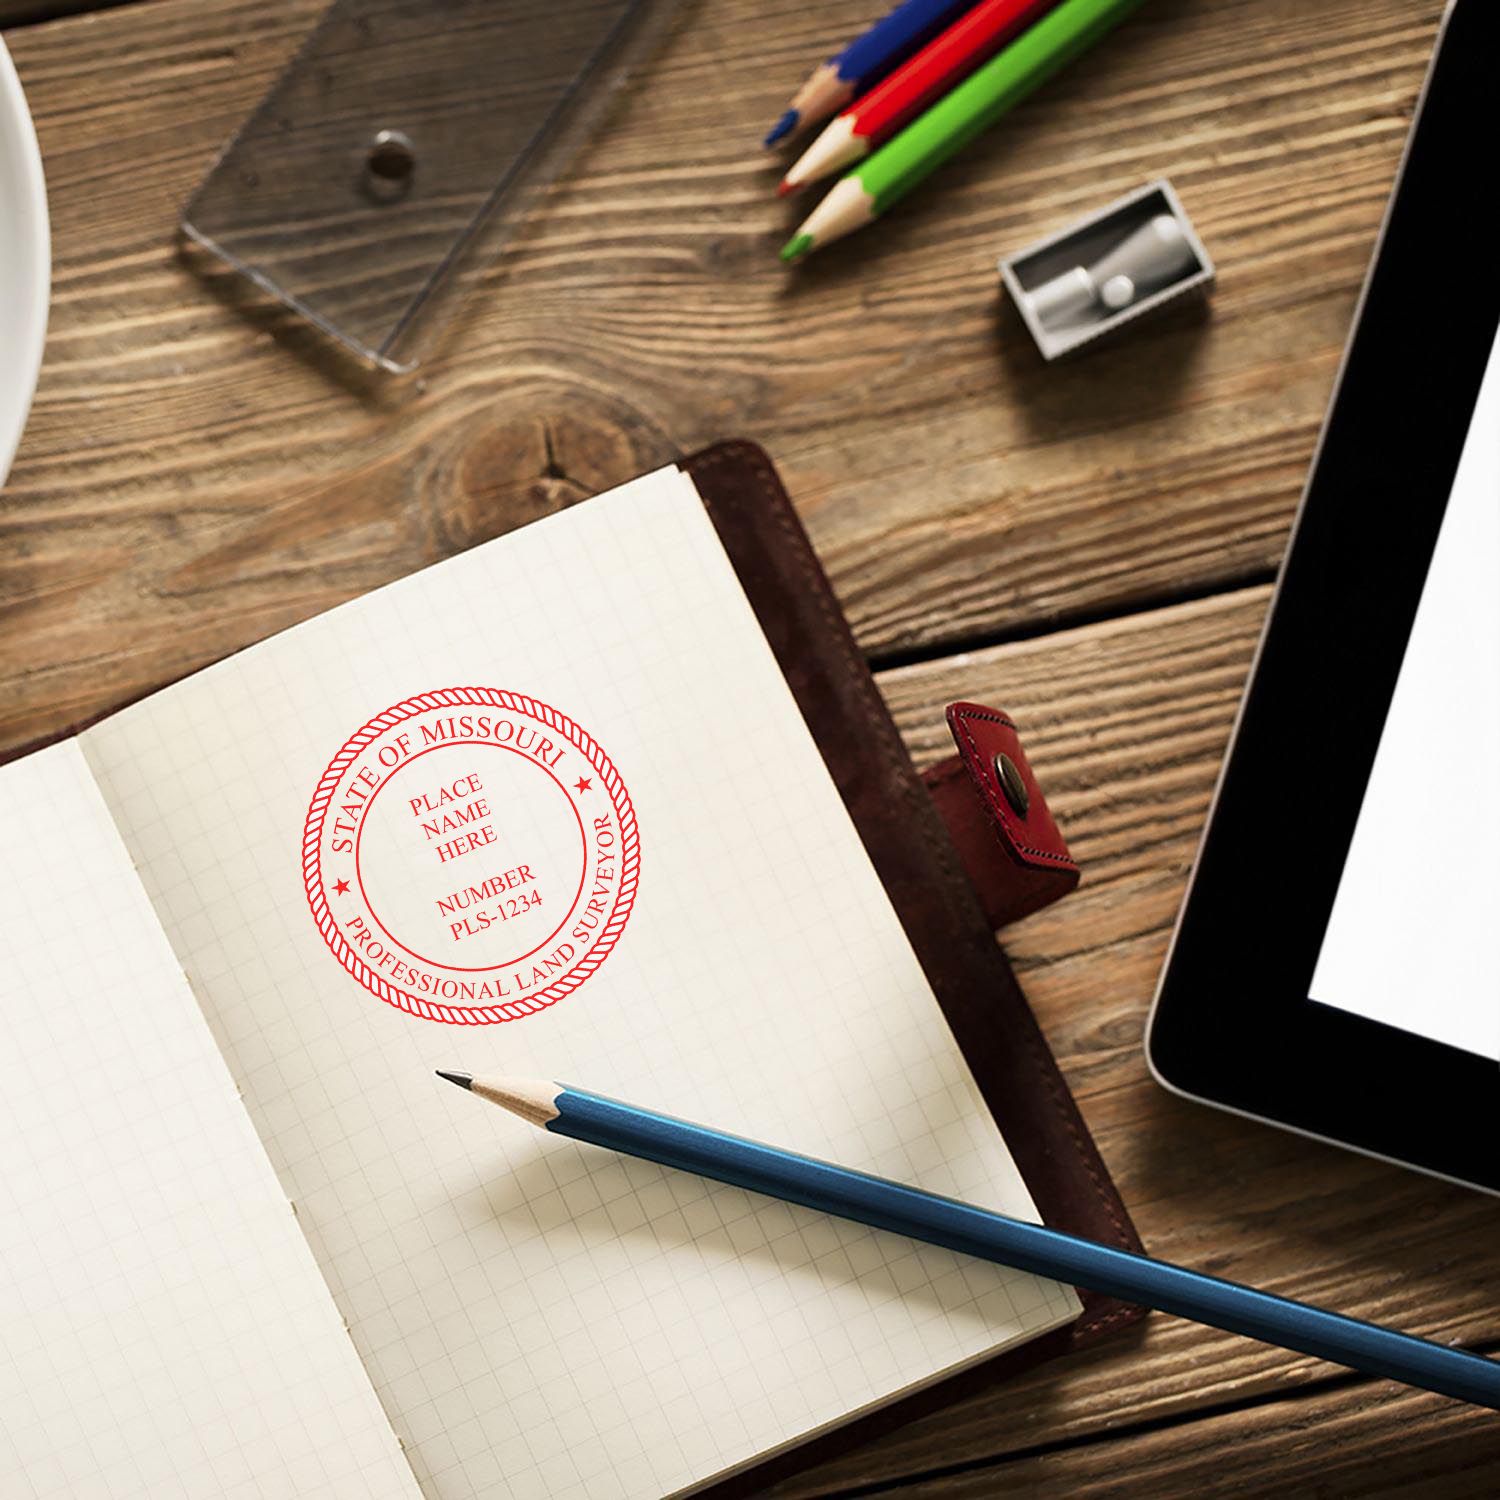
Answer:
[
  {"left": 82, "top": 467, "right": 1078, "bottom": 1500},
  {"left": 0, "top": 741, "right": 421, "bottom": 1500}
]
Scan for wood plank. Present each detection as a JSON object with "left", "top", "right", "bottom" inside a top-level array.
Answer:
[
  {"left": 1, "top": 0, "right": 1444, "bottom": 757},
  {"left": 884, "top": 1378, "right": 1500, "bottom": 1498},
  {"left": 762, "top": 586, "right": 1500, "bottom": 1495}
]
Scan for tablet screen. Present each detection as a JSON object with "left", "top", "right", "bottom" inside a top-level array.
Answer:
[
  {"left": 1309, "top": 325, "right": 1500, "bottom": 1060},
  {"left": 1149, "top": 0, "right": 1500, "bottom": 1189}
]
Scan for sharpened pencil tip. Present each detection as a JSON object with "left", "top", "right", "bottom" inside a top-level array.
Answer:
[
  {"left": 779, "top": 232, "right": 814, "bottom": 264},
  {"left": 775, "top": 178, "right": 797, "bottom": 199},
  {"left": 436, "top": 1070, "right": 474, "bottom": 1090},
  {"left": 763, "top": 110, "right": 798, "bottom": 148}
]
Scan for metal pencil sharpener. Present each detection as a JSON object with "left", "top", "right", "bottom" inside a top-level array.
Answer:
[{"left": 999, "top": 179, "right": 1214, "bottom": 360}]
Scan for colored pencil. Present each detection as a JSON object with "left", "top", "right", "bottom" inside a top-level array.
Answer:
[
  {"left": 764, "top": 0, "right": 982, "bottom": 148},
  {"left": 438, "top": 1072, "right": 1500, "bottom": 1411},
  {"left": 781, "top": 0, "right": 1146, "bottom": 261},
  {"left": 780, "top": 0, "right": 1061, "bottom": 195}
]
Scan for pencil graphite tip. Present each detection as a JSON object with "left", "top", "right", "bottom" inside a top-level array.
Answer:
[
  {"left": 780, "top": 232, "right": 814, "bottom": 264},
  {"left": 436, "top": 1069, "right": 474, "bottom": 1091},
  {"left": 763, "top": 110, "right": 799, "bottom": 149}
]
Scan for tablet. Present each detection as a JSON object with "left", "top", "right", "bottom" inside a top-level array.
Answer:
[{"left": 1147, "top": 0, "right": 1500, "bottom": 1195}]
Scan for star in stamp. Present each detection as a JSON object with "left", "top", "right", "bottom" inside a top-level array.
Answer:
[{"left": 303, "top": 688, "right": 639, "bottom": 1024}]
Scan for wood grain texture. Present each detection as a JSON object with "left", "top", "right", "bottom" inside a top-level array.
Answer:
[
  {"left": 4, "top": 0, "right": 1495, "bottom": 1493},
  {"left": 876, "top": 1379, "right": 1500, "bottom": 1499},
  {"left": 0, "top": 0, "right": 1444, "bottom": 757},
  {"left": 763, "top": 587, "right": 1500, "bottom": 1496}
]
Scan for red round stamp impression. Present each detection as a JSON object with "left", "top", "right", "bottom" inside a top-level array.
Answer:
[{"left": 303, "top": 688, "right": 639, "bottom": 1024}]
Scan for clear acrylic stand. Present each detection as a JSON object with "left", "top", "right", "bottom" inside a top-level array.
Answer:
[{"left": 181, "top": 0, "right": 681, "bottom": 373}]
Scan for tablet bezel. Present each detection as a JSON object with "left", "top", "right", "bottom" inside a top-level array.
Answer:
[{"left": 1146, "top": 0, "right": 1500, "bottom": 1196}]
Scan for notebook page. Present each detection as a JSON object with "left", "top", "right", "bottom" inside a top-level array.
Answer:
[
  {"left": 0, "top": 741, "right": 421, "bottom": 1500},
  {"left": 81, "top": 467, "right": 1080, "bottom": 1500}
]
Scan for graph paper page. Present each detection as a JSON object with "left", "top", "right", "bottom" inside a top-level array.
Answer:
[
  {"left": 0, "top": 740, "right": 420, "bottom": 1500},
  {"left": 82, "top": 467, "right": 1079, "bottom": 1500}
]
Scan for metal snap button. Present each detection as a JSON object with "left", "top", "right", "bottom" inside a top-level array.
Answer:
[{"left": 993, "top": 752, "right": 1030, "bottom": 817}]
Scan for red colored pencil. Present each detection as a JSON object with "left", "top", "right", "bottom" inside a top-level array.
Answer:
[{"left": 779, "top": 0, "right": 1062, "bottom": 194}]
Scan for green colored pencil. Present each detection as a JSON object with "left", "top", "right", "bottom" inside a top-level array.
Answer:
[{"left": 781, "top": 0, "right": 1148, "bottom": 262}]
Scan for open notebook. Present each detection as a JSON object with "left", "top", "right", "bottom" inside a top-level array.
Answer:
[{"left": 0, "top": 454, "right": 1089, "bottom": 1500}]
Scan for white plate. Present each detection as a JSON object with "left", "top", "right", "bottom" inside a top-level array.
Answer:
[{"left": 0, "top": 37, "right": 49, "bottom": 487}]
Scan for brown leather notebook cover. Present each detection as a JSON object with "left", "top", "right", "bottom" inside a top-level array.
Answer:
[
  {"left": 2, "top": 440, "right": 1142, "bottom": 1492},
  {"left": 683, "top": 440, "right": 1144, "bottom": 1493}
]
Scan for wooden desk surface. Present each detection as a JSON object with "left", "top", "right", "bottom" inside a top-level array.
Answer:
[{"left": 4, "top": 0, "right": 1496, "bottom": 1493}]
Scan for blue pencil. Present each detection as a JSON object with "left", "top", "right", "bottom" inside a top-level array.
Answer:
[
  {"left": 765, "top": 0, "right": 981, "bottom": 147},
  {"left": 438, "top": 1072, "right": 1500, "bottom": 1411}
]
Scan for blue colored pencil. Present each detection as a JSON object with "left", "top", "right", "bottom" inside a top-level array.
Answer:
[
  {"left": 765, "top": 0, "right": 982, "bottom": 147},
  {"left": 438, "top": 1072, "right": 1500, "bottom": 1411}
]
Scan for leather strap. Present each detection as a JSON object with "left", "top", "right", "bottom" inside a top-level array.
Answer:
[{"left": 924, "top": 701, "right": 1079, "bottom": 929}]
